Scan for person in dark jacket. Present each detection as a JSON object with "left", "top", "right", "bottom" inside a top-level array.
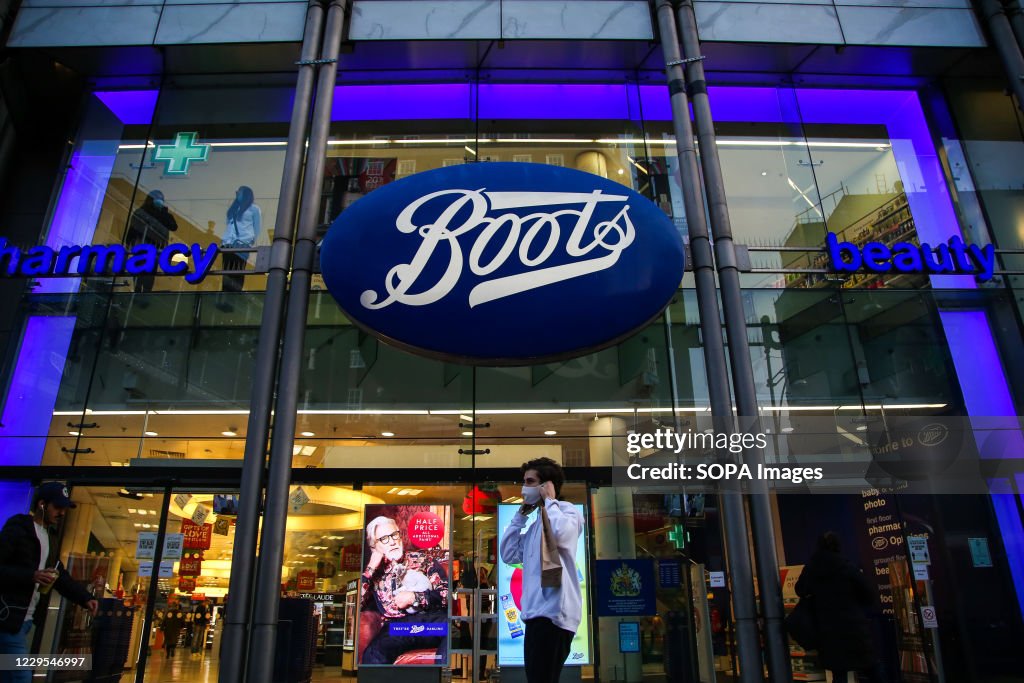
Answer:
[
  {"left": 796, "top": 532, "right": 885, "bottom": 683},
  {"left": 125, "top": 189, "right": 178, "bottom": 293},
  {"left": 162, "top": 611, "right": 184, "bottom": 658},
  {"left": 0, "top": 483, "right": 98, "bottom": 682}
]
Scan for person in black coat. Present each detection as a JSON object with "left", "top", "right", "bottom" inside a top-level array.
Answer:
[
  {"left": 125, "top": 189, "right": 178, "bottom": 293},
  {"left": 0, "top": 483, "right": 98, "bottom": 676},
  {"left": 796, "top": 532, "right": 885, "bottom": 683}
]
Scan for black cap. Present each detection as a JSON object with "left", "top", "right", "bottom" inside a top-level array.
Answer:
[{"left": 37, "top": 482, "right": 76, "bottom": 509}]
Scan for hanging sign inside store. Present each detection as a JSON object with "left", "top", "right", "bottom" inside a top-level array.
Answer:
[
  {"left": 178, "top": 577, "right": 197, "bottom": 592},
  {"left": 297, "top": 570, "right": 316, "bottom": 591},
  {"left": 179, "top": 554, "right": 203, "bottom": 576},
  {"left": 320, "top": 162, "right": 686, "bottom": 364},
  {"left": 341, "top": 544, "right": 362, "bottom": 572},
  {"left": 191, "top": 504, "right": 211, "bottom": 526},
  {"left": 0, "top": 238, "right": 219, "bottom": 283},
  {"left": 289, "top": 487, "right": 310, "bottom": 513},
  {"left": 826, "top": 233, "right": 995, "bottom": 280},
  {"left": 181, "top": 519, "right": 213, "bottom": 550}
]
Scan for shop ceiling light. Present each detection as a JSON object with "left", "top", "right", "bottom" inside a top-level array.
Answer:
[
  {"left": 461, "top": 431, "right": 473, "bottom": 436},
  {"left": 475, "top": 409, "right": 569, "bottom": 415},
  {"left": 68, "top": 430, "right": 79, "bottom": 436},
  {"left": 298, "top": 409, "right": 428, "bottom": 415},
  {"left": 381, "top": 431, "right": 395, "bottom": 437},
  {"left": 397, "top": 489, "right": 423, "bottom": 496},
  {"left": 544, "top": 430, "right": 558, "bottom": 435},
  {"left": 144, "top": 431, "right": 158, "bottom": 437},
  {"left": 300, "top": 431, "right": 315, "bottom": 437},
  {"left": 222, "top": 429, "right": 238, "bottom": 437}
]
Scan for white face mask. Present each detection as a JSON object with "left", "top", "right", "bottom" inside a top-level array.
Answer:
[{"left": 521, "top": 486, "right": 541, "bottom": 505}]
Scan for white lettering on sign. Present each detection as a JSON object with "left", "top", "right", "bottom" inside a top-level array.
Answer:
[{"left": 359, "top": 189, "right": 635, "bottom": 310}]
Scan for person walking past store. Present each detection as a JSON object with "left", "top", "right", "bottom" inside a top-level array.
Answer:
[
  {"left": 795, "top": 531, "right": 887, "bottom": 683},
  {"left": 499, "top": 457, "right": 582, "bottom": 683},
  {"left": 0, "top": 483, "right": 98, "bottom": 683}
]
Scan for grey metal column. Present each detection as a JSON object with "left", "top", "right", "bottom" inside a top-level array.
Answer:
[
  {"left": 1001, "top": 0, "right": 1024, "bottom": 62},
  {"left": 675, "top": 2, "right": 792, "bottom": 682},
  {"left": 245, "top": 1, "right": 348, "bottom": 680},
  {"left": 978, "top": 0, "right": 1024, "bottom": 112},
  {"left": 653, "top": 2, "right": 765, "bottom": 681},
  {"left": 217, "top": 3, "right": 326, "bottom": 682}
]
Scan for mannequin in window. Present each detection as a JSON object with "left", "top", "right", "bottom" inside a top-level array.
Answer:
[{"left": 221, "top": 185, "right": 261, "bottom": 294}]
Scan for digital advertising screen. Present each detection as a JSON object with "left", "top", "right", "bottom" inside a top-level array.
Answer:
[
  {"left": 356, "top": 504, "right": 452, "bottom": 667},
  {"left": 496, "top": 503, "right": 591, "bottom": 666}
]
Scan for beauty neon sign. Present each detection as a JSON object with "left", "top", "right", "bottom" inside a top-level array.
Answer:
[{"left": 826, "top": 233, "right": 996, "bottom": 281}]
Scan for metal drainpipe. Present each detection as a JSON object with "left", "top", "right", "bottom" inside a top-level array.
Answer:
[
  {"left": 978, "top": 0, "right": 1024, "bottom": 112},
  {"left": 653, "top": 2, "right": 765, "bottom": 681},
  {"left": 217, "top": 3, "right": 326, "bottom": 682},
  {"left": 244, "top": 0, "right": 348, "bottom": 680},
  {"left": 675, "top": 1, "right": 792, "bottom": 682},
  {"left": 1002, "top": 0, "right": 1024, "bottom": 59}
]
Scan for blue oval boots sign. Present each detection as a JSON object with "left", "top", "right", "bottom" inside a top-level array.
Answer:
[{"left": 320, "top": 162, "right": 686, "bottom": 365}]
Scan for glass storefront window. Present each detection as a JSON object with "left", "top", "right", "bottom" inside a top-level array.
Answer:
[{"left": 4, "top": 78, "right": 1024, "bottom": 683}]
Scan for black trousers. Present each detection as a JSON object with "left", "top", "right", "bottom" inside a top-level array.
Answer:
[{"left": 523, "top": 617, "right": 574, "bottom": 683}]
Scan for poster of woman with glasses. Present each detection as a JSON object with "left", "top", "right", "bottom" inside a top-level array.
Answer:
[{"left": 357, "top": 504, "right": 451, "bottom": 666}]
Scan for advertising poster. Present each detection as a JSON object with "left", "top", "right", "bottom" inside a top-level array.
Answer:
[
  {"left": 595, "top": 559, "right": 656, "bottom": 616},
  {"left": 181, "top": 518, "right": 212, "bottom": 550},
  {"left": 357, "top": 504, "right": 451, "bottom": 667},
  {"left": 496, "top": 503, "right": 591, "bottom": 667}
]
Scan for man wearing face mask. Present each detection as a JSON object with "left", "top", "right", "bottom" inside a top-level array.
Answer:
[
  {"left": 499, "top": 457, "right": 582, "bottom": 683},
  {"left": 125, "top": 189, "right": 178, "bottom": 293},
  {"left": 0, "top": 483, "right": 98, "bottom": 682}
]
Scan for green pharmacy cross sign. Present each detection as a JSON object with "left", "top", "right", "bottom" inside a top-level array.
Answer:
[
  {"left": 667, "top": 524, "right": 688, "bottom": 550},
  {"left": 153, "top": 132, "right": 210, "bottom": 175}
]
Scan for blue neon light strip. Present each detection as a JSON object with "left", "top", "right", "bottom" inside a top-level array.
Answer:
[{"left": 0, "top": 316, "right": 77, "bottom": 466}]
